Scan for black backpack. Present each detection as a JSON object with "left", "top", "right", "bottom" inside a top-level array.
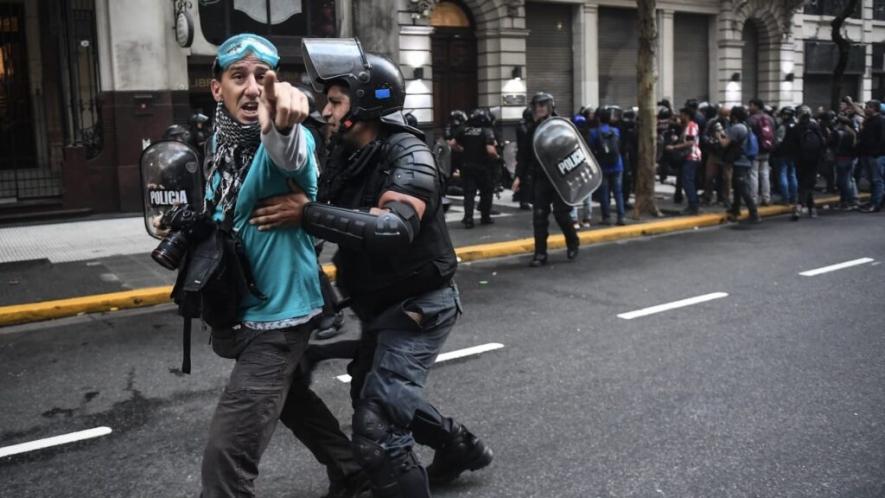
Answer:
[
  {"left": 798, "top": 126, "right": 824, "bottom": 162},
  {"left": 833, "top": 128, "right": 855, "bottom": 157},
  {"left": 596, "top": 129, "right": 620, "bottom": 166}
]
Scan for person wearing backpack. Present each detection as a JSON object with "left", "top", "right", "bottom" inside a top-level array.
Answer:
[
  {"left": 748, "top": 98, "right": 776, "bottom": 206},
  {"left": 831, "top": 115, "right": 859, "bottom": 209},
  {"left": 666, "top": 107, "right": 702, "bottom": 214},
  {"left": 794, "top": 106, "right": 826, "bottom": 219},
  {"left": 590, "top": 106, "right": 626, "bottom": 225},
  {"left": 719, "top": 106, "right": 761, "bottom": 223}
]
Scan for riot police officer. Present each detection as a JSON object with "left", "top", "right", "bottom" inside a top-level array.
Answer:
[
  {"left": 455, "top": 108, "right": 499, "bottom": 228},
  {"left": 255, "top": 38, "right": 492, "bottom": 498},
  {"left": 513, "top": 92, "right": 580, "bottom": 267}
]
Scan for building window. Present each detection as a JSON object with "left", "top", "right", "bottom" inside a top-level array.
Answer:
[
  {"left": 804, "top": 41, "right": 865, "bottom": 75},
  {"left": 804, "top": 0, "right": 862, "bottom": 18},
  {"left": 198, "top": 0, "right": 336, "bottom": 46},
  {"left": 873, "top": 43, "right": 885, "bottom": 100},
  {"left": 875, "top": 0, "right": 885, "bottom": 21}
]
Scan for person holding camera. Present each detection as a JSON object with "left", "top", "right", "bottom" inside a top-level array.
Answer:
[{"left": 174, "top": 34, "right": 365, "bottom": 498}]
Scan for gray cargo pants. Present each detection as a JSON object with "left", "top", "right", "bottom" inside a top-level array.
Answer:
[{"left": 201, "top": 322, "right": 361, "bottom": 497}]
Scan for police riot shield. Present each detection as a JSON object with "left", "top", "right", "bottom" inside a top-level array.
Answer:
[
  {"left": 502, "top": 140, "right": 517, "bottom": 177},
  {"left": 139, "top": 140, "right": 203, "bottom": 240},
  {"left": 532, "top": 117, "right": 602, "bottom": 205},
  {"left": 432, "top": 137, "right": 452, "bottom": 180}
]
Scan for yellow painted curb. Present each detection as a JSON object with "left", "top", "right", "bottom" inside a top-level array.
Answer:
[
  {"left": 0, "top": 195, "right": 852, "bottom": 327},
  {"left": 0, "top": 286, "right": 173, "bottom": 327}
]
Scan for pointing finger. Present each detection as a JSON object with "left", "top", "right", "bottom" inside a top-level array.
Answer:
[{"left": 263, "top": 71, "right": 277, "bottom": 103}]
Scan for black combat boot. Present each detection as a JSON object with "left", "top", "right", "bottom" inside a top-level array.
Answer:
[{"left": 426, "top": 424, "right": 494, "bottom": 485}]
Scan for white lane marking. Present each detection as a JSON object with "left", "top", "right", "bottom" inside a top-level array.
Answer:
[
  {"left": 336, "top": 343, "right": 505, "bottom": 383},
  {"left": 799, "top": 258, "right": 875, "bottom": 277},
  {"left": 0, "top": 426, "right": 112, "bottom": 458},
  {"left": 617, "top": 292, "right": 729, "bottom": 320}
]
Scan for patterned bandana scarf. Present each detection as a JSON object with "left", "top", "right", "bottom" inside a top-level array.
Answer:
[{"left": 208, "top": 102, "right": 261, "bottom": 217}]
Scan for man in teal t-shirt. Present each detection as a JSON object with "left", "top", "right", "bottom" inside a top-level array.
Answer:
[{"left": 196, "top": 34, "right": 365, "bottom": 498}]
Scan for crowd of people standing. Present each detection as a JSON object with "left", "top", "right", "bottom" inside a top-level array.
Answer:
[{"left": 446, "top": 93, "right": 885, "bottom": 235}]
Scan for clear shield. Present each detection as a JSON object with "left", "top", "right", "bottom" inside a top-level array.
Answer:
[
  {"left": 139, "top": 140, "right": 203, "bottom": 240},
  {"left": 301, "top": 38, "right": 368, "bottom": 92},
  {"left": 432, "top": 137, "right": 452, "bottom": 179},
  {"left": 532, "top": 117, "right": 603, "bottom": 205},
  {"left": 502, "top": 140, "right": 517, "bottom": 177}
]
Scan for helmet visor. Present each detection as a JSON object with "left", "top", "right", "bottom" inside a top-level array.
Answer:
[
  {"left": 216, "top": 34, "right": 280, "bottom": 70},
  {"left": 302, "top": 38, "right": 369, "bottom": 92}
]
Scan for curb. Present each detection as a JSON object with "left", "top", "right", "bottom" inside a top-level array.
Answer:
[{"left": 0, "top": 195, "right": 848, "bottom": 327}]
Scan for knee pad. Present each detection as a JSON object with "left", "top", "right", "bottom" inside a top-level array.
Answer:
[{"left": 352, "top": 401, "right": 390, "bottom": 470}]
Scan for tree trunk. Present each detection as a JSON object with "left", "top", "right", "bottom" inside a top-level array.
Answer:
[
  {"left": 633, "top": 0, "right": 661, "bottom": 218},
  {"left": 831, "top": 0, "right": 859, "bottom": 110}
]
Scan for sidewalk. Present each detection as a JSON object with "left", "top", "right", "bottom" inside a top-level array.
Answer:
[{"left": 0, "top": 183, "right": 855, "bottom": 325}]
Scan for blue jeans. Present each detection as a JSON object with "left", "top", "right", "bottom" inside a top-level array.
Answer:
[
  {"left": 862, "top": 156, "right": 885, "bottom": 207},
  {"left": 835, "top": 158, "right": 858, "bottom": 205},
  {"left": 778, "top": 159, "right": 798, "bottom": 204},
  {"left": 681, "top": 159, "right": 701, "bottom": 209},
  {"left": 600, "top": 171, "right": 624, "bottom": 220}
]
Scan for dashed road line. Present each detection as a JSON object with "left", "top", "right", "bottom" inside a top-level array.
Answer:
[
  {"left": 617, "top": 292, "right": 729, "bottom": 320},
  {"left": 799, "top": 258, "right": 875, "bottom": 277},
  {"left": 0, "top": 426, "right": 112, "bottom": 458},
  {"left": 336, "top": 342, "right": 505, "bottom": 383}
]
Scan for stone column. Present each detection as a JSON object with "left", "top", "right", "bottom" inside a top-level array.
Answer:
[
  {"left": 575, "top": 3, "right": 599, "bottom": 108},
  {"left": 659, "top": 9, "right": 675, "bottom": 103}
]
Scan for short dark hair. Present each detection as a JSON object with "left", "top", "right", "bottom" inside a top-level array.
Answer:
[
  {"left": 866, "top": 99, "right": 882, "bottom": 110},
  {"left": 730, "top": 105, "right": 748, "bottom": 122},
  {"left": 679, "top": 107, "right": 694, "bottom": 119},
  {"left": 748, "top": 98, "right": 764, "bottom": 109}
]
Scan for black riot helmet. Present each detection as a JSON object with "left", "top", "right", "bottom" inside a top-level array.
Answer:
[
  {"left": 779, "top": 106, "right": 796, "bottom": 119},
  {"left": 188, "top": 112, "right": 209, "bottom": 128},
  {"left": 302, "top": 38, "right": 406, "bottom": 126},
  {"left": 162, "top": 124, "right": 193, "bottom": 145},
  {"left": 469, "top": 108, "right": 492, "bottom": 127},
  {"left": 530, "top": 92, "right": 555, "bottom": 111},
  {"left": 449, "top": 110, "right": 468, "bottom": 128}
]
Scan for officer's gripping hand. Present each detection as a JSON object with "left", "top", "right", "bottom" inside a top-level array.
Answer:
[
  {"left": 250, "top": 179, "right": 308, "bottom": 231},
  {"left": 259, "top": 71, "right": 309, "bottom": 135}
]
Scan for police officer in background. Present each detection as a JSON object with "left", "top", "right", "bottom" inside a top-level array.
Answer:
[
  {"left": 512, "top": 92, "right": 580, "bottom": 267},
  {"left": 455, "top": 108, "right": 499, "bottom": 228},
  {"left": 254, "top": 38, "right": 492, "bottom": 498},
  {"left": 445, "top": 110, "right": 468, "bottom": 192}
]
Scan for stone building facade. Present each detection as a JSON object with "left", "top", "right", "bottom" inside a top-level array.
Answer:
[{"left": 3, "top": 0, "right": 885, "bottom": 213}]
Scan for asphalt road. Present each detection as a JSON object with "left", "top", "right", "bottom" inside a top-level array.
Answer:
[{"left": 1, "top": 209, "right": 884, "bottom": 497}]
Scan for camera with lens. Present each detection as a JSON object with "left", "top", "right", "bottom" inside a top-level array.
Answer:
[{"left": 151, "top": 205, "right": 214, "bottom": 270}]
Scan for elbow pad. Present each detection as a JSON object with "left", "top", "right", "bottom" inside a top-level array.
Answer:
[{"left": 303, "top": 202, "right": 418, "bottom": 253}]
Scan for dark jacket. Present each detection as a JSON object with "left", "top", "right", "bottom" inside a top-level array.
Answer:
[{"left": 858, "top": 114, "right": 885, "bottom": 157}]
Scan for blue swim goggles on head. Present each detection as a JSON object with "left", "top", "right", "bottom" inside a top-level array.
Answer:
[{"left": 216, "top": 34, "right": 280, "bottom": 70}]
